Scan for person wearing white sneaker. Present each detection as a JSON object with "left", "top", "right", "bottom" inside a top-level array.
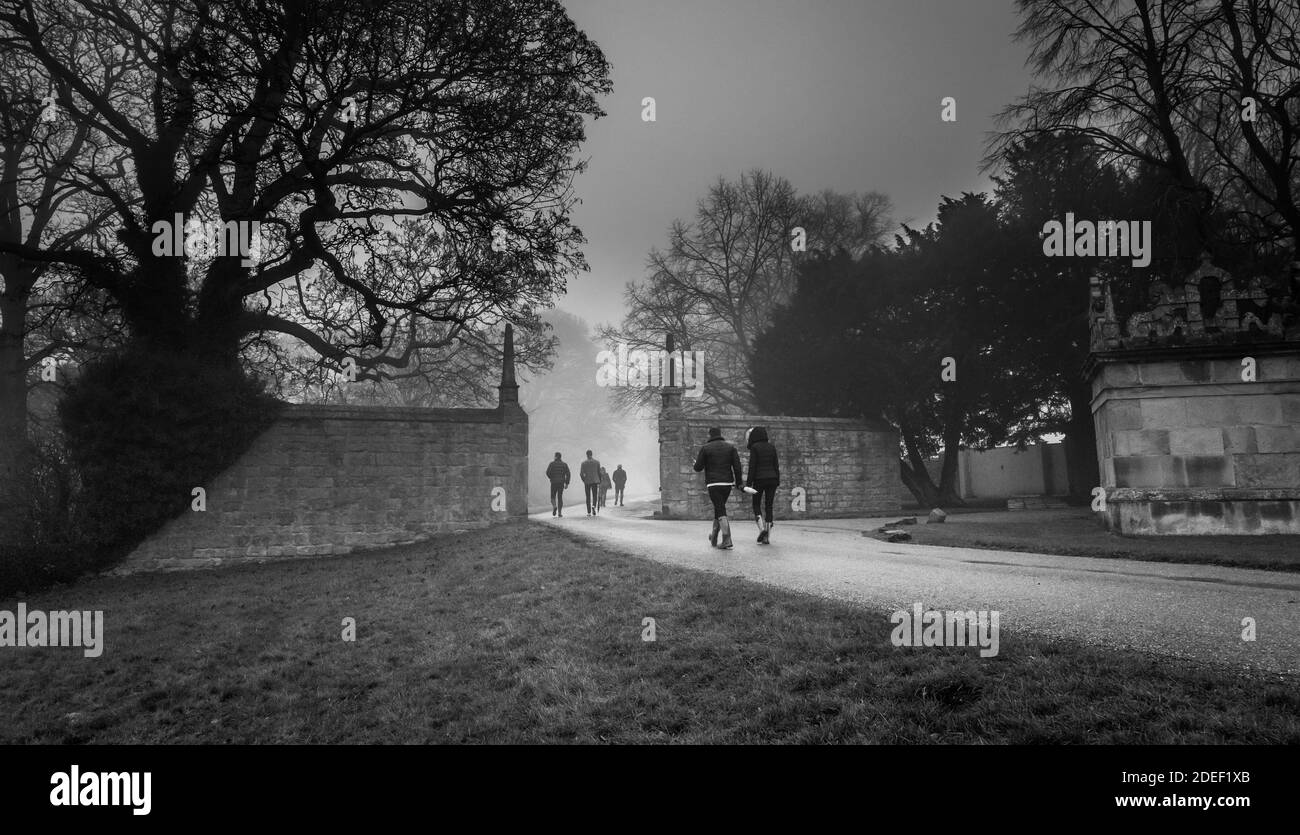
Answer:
[{"left": 744, "top": 426, "right": 780, "bottom": 545}]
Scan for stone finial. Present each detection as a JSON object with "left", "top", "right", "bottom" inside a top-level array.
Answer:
[
  {"left": 498, "top": 323, "right": 519, "bottom": 405},
  {"left": 660, "top": 332, "right": 684, "bottom": 414}
]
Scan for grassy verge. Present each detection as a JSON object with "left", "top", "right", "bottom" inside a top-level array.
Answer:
[
  {"left": 872, "top": 509, "right": 1300, "bottom": 572},
  {"left": 1, "top": 522, "right": 1296, "bottom": 743}
]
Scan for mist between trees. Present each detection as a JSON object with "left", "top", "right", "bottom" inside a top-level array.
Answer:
[{"left": 2, "top": 0, "right": 1299, "bottom": 587}]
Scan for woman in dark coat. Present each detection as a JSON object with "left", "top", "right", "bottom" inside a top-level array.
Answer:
[{"left": 745, "top": 426, "right": 780, "bottom": 544}]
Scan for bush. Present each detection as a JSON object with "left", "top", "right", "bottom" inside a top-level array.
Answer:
[
  {"left": 55, "top": 345, "right": 282, "bottom": 572},
  {"left": 0, "top": 541, "right": 99, "bottom": 599}
]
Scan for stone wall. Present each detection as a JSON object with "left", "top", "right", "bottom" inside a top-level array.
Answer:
[
  {"left": 920, "top": 443, "right": 1069, "bottom": 500},
  {"left": 119, "top": 326, "right": 528, "bottom": 571},
  {"left": 1088, "top": 258, "right": 1300, "bottom": 534},
  {"left": 657, "top": 389, "right": 899, "bottom": 520}
]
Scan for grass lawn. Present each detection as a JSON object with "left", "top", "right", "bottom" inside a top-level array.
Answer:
[
  {"left": 2, "top": 522, "right": 1296, "bottom": 744},
  {"left": 873, "top": 508, "right": 1300, "bottom": 572}
]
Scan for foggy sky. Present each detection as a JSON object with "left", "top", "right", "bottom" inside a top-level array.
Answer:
[{"left": 558, "top": 0, "right": 1036, "bottom": 331}]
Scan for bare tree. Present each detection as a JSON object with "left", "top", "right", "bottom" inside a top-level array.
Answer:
[
  {"left": 0, "top": 32, "right": 128, "bottom": 542},
  {"left": 992, "top": 0, "right": 1300, "bottom": 256},
  {"left": 0, "top": 0, "right": 611, "bottom": 371},
  {"left": 599, "top": 169, "right": 892, "bottom": 413}
]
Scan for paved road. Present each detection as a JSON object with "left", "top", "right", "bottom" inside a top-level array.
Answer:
[{"left": 538, "top": 499, "right": 1300, "bottom": 674}]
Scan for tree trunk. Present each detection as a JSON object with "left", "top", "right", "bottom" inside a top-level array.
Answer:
[
  {"left": 899, "top": 425, "right": 941, "bottom": 507},
  {"left": 0, "top": 277, "right": 32, "bottom": 544},
  {"left": 935, "top": 439, "right": 966, "bottom": 507},
  {"left": 899, "top": 460, "right": 938, "bottom": 507},
  {"left": 935, "top": 390, "right": 966, "bottom": 507}
]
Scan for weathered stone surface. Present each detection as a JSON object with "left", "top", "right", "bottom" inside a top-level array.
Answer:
[
  {"left": 119, "top": 402, "right": 528, "bottom": 573},
  {"left": 927, "top": 508, "right": 947, "bottom": 523},
  {"left": 1089, "top": 261, "right": 1299, "bottom": 534},
  {"left": 656, "top": 403, "right": 899, "bottom": 521}
]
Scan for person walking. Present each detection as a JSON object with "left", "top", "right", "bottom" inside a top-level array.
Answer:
[
  {"left": 545, "top": 452, "right": 570, "bottom": 517},
  {"left": 612, "top": 465, "right": 627, "bottom": 506},
  {"left": 745, "top": 426, "right": 780, "bottom": 544},
  {"left": 693, "top": 427, "right": 743, "bottom": 549},
  {"left": 580, "top": 450, "right": 602, "bottom": 516},
  {"left": 598, "top": 467, "right": 612, "bottom": 509}
]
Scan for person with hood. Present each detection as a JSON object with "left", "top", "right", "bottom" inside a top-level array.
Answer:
[
  {"left": 611, "top": 465, "right": 627, "bottom": 505},
  {"left": 598, "top": 466, "right": 612, "bottom": 509},
  {"left": 580, "top": 449, "right": 602, "bottom": 516},
  {"left": 693, "top": 426, "right": 743, "bottom": 549},
  {"left": 745, "top": 426, "right": 780, "bottom": 544},
  {"left": 545, "top": 452, "right": 570, "bottom": 517}
]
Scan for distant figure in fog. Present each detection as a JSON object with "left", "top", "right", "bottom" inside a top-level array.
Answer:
[
  {"left": 546, "top": 452, "right": 570, "bottom": 517},
  {"left": 598, "top": 467, "right": 611, "bottom": 509},
  {"left": 694, "top": 426, "right": 743, "bottom": 550},
  {"left": 745, "top": 426, "right": 780, "bottom": 544},
  {"left": 580, "top": 449, "right": 602, "bottom": 516},
  {"left": 612, "top": 465, "right": 627, "bottom": 506}
]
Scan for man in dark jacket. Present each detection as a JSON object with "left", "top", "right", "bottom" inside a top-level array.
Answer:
[
  {"left": 693, "top": 427, "right": 743, "bottom": 549},
  {"left": 579, "top": 450, "right": 602, "bottom": 516},
  {"left": 612, "top": 465, "right": 627, "bottom": 506},
  {"left": 745, "top": 426, "right": 780, "bottom": 544},
  {"left": 545, "top": 452, "right": 570, "bottom": 517}
]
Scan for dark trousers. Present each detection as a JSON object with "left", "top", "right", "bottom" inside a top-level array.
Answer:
[
  {"left": 585, "top": 483, "right": 599, "bottom": 513},
  {"left": 614, "top": 486, "right": 624, "bottom": 504},
  {"left": 707, "top": 485, "right": 732, "bottom": 519},
  {"left": 751, "top": 479, "right": 778, "bottom": 523},
  {"left": 549, "top": 481, "right": 566, "bottom": 510}
]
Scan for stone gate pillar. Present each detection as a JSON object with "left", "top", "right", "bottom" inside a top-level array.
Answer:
[
  {"left": 1087, "top": 258, "right": 1300, "bottom": 534},
  {"left": 497, "top": 323, "right": 528, "bottom": 520}
]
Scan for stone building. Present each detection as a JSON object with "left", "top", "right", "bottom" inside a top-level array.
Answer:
[{"left": 1087, "top": 256, "right": 1300, "bottom": 534}]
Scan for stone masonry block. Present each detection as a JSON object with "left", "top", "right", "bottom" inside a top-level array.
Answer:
[
  {"left": 1168, "top": 428, "right": 1225, "bottom": 456},
  {"left": 1113, "top": 429, "right": 1170, "bottom": 457},
  {"left": 1098, "top": 399, "right": 1142, "bottom": 432},
  {"left": 1255, "top": 426, "right": 1299, "bottom": 455},
  {"left": 1233, "top": 453, "right": 1300, "bottom": 487},
  {"left": 1233, "top": 396, "right": 1284, "bottom": 426},
  {"left": 1221, "top": 427, "right": 1258, "bottom": 455},
  {"left": 1139, "top": 398, "right": 1189, "bottom": 429}
]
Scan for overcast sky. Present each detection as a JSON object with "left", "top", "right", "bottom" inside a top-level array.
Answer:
[{"left": 557, "top": 0, "right": 1036, "bottom": 331}]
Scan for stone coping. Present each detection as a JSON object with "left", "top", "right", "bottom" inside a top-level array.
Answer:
[
  {"left": 280, "top": 403, "right": 507, "bottom": 423},
  {"left": 665, "top": 412, "right": 893, "bottom": 431},
  {"left": 1107, "top": 487, "right": 1300, "bottom": 501}
]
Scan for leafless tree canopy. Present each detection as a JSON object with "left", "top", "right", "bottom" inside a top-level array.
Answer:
[
  {"left": 600, "top": 169, "right": 893, "bottom": 413},
  {"left": 993, "top": 0, "right": 1300, "bottom": 255}
]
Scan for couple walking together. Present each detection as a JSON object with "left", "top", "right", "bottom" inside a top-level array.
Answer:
[{"left": 693, "top": 426, "right": 779, "bottom": 550}]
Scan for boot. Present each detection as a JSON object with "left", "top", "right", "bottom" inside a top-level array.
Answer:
[
  {"left": 709, "top": 518, "right": 720, "bottom": 547},
  {"left": 759, "top": 519, "right": 770, "bottom": 544},
  {"left": 718, "top": 516, "right": 733, "bottom": 549}
]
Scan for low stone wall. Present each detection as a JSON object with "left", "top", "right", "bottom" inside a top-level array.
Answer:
[
  {"left": 119, "top": 402, "right": 528, "bottom": 571},
  {"left": 657, "top": 390, "right": 899, "bottom": 521}
]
